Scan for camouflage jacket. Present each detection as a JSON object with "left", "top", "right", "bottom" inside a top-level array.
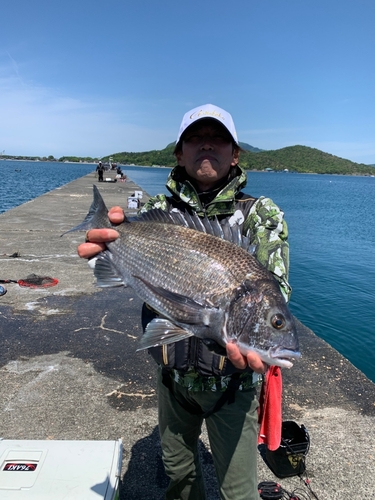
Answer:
[{"left": 140, "top": 165, "right": 291, "bottom": 392}]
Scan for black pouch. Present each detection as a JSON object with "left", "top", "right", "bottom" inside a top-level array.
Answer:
[{"left": 266, "top": 421, "right": 310, "bottom": 478}]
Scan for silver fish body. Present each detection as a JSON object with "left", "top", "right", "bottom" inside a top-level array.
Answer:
[{"left": 68, "top": 186, "right": 300, "bottom": 368}]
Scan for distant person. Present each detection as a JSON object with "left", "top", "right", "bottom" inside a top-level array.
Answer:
[
  {"left": 96, "top": 161, "right": 104, "bottom": 182},
  {"left": 78, "top": 104, "right": 291, "bottom": 500},
  {"left": 116, "top": 166, "right": 124, "bottom": 179}
]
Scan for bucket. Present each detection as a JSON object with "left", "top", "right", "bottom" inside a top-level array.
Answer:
[{"left": 265, "top": 421, "right": 309, "bottom": 478}]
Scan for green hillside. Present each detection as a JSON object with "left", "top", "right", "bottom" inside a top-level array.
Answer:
[
  {"left": 239, "top": 145, "right": 374, "bottom": 175},
  {"left": 239, "top": 142, "right": 263, "bottom": 153},
  {"left": 107, "top": 143, "right": 176, "bottom": 168},
  {"left": 104, "top": 144, "right": 375, "bottom": 176}
]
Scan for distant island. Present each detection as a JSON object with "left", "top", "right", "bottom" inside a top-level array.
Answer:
[
  {"left": 1, "top": 143, "right": 374, "bottom": 176},
  {"left": 102, "top": 142, "right": 375, "bottom": 176}
]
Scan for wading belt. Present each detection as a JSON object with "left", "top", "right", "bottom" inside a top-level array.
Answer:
[{"left": 161, "top": 368, "right": 241, "bottom": 419}]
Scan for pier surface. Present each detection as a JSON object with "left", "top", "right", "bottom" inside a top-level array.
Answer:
[{"left": 1, "top": 171, "right": 374, "bottom": 499}]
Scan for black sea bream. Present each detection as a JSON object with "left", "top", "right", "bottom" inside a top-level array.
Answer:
[{"left": 67, "top": 186, "right": 300, "bottom": 368}]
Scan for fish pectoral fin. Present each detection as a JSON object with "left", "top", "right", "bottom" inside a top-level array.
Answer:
[
  {"left": 94, "top": 251, "right": 126, "bottom": 287},
  {"left": 137, "top": 318, "right": 194, "bottom": 350},
  {"left": 133, "top": 276, "right": 216, "bottom": 324}
]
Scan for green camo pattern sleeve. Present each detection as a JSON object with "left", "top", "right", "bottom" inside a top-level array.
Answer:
[
  {"left": 139, "top": 194, "right": 169, "bottom": 213},
  {"left": 245, "top": 196, "right": 292, "bottom": 302}
]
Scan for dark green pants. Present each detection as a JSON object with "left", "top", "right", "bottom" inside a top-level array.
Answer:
[{"left": 157, "top": 369, "right": 260, "bottom": 500}]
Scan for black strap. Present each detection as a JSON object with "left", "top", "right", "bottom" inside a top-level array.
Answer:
[{"left": 162, "top": 369, "right": 241, "bottom": 419}]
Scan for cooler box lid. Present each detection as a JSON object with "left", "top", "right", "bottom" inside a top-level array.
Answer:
[{"left": 0, "top": 439, "right": 122, "bottom": 499}]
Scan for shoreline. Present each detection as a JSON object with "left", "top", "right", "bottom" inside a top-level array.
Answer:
[{"left": 1, "top": 158, "right": 374, "bottom": 176}]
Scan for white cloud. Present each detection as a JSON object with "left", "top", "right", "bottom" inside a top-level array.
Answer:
[{"left": 0, "top": 70, "right": 172, "bottom": 157}]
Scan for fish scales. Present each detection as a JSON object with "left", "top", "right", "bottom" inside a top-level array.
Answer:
[
  {"left": 66, "top": 186, "right": 301, "bottom": 368},
  {"left": 112, "top": 222, "right": 264, "bottom": 300}
]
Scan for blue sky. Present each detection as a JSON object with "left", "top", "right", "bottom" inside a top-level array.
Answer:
[{"left": 1, "top": 0, "right": 374, "bottom": 164}]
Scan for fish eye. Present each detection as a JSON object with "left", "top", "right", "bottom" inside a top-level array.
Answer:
[{"left": 271, "top": 314, "right": 285, "bottom": 329}]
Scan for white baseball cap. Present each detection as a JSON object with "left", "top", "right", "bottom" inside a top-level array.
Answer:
[{"left": 175, "top": 104, "right": 239, "bottom": 148}]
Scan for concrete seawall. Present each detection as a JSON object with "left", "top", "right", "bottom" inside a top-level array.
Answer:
[{"left": 1, "top": 172, "right": 374, "bottom": 499}]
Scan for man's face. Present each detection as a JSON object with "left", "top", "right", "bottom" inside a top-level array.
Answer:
[{"left": 175, "top": 119, "right": 239, "bottom": 192}]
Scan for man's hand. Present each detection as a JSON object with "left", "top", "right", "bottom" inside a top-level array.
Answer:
[
  {"left": 106, "top": 206, "right": 126, "bottom": 224},
  {"left": 77, "top": 206, "right": 124, "bottom": 259},
  {"left": 226, "top": 343, "right": 268, "bottom": 374}
]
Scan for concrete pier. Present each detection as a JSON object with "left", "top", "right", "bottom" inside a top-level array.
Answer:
[{"left": 1, "top": 171, "right": 374, "bottom": 499}]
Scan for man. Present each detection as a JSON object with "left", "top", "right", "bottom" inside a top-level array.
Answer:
[
  {"left": 79, "top": 104, "right": 291, "bottom": 500},
  {"left": 96, "top": 161, "right": 104, "bottom": 182}
]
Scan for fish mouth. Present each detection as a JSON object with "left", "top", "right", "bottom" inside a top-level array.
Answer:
[
  {"left": 270, "top": 346, "right": 301, "bottom": 362},
  {"left": 238, "top": 342, "right": 301, "bottom": 369}
]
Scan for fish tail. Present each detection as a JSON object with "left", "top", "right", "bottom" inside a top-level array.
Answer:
[{"left": 62, "top": 185, "right": 111, "bottom": 235}]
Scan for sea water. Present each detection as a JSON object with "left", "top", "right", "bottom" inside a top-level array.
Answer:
[
  {"left": 241, "top": 172, "right": 375, "bottom": 385},
  {"left": 0, "top": 160, "right": 95, "bottom": 214},
  {"left": 1, "top": 161, "right": 374, "bottom": 383}
]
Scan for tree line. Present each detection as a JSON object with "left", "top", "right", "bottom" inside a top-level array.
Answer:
[
  {"left": 2, "top": 145, "right": 374, "bottom": 176},
  {"left": 102, "top": 144, "right": 375, "bottom": 176}
]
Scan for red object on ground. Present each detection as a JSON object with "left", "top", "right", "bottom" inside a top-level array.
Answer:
[{"left": 0, "top": 275, "right": 59, "bottom": 288}]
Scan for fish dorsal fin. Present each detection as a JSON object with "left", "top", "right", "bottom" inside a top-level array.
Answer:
[{"left": 136, "top": 208, "right": 255, "bottom": 254}]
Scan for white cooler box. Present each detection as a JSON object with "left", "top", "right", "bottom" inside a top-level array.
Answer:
[{"left": 0, "top": 439, "right": 122, "bottom": 499}]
